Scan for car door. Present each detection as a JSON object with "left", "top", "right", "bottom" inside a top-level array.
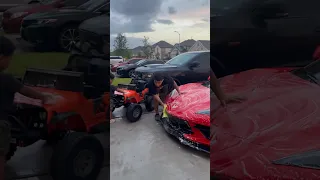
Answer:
[
  {"left": 260, "top": 0, "right": 319, "bottom": 66},
  {"left": 189, "top": 53, "right": 211, "bottom": 82}
]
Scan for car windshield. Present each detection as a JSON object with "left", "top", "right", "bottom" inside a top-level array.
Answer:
[
  {"left": 165, "top": 53, "right": 198, "bottom": 66},
  {"left": 77, "top": 0, "right": 104, "bottom": 11},
  {"left": 291, "top": 60, "right": 320, "bottom": 84},
  {"left": 136, "top": 60, "right": 146, "bottom": 66}
]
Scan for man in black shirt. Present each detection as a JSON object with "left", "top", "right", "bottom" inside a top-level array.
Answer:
[
  {"left": 0, "top": 36, "right": 55, "bottom": 178},
  {"left": 146, "top": 72, "right": 181, "bottom": 121}
]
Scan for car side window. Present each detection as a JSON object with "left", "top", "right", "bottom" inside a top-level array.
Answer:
[{"left": 194, "top": 53, "right": 210, "bottom": 70}]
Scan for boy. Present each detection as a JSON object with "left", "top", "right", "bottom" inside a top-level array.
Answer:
[
  {"left": 145, "top": 72, "right": 181, "bottom": 121},
  {"left": 0, "top": 36, "right": 56, "bottom": 179},
  {"left": 110, "top": 73, "right": 126, "bottom": 122}
]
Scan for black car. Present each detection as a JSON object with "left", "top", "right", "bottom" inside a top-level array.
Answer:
[
  {"left": 211, "top": 0, "right": 320, "bottom": 78},
  {"left": 134, "top": 51, "right": 210, "bottom": 86},
  {"left": 20, "top": 0, "right": 108, "bottom": 52},
  {"left": 64, "top": 14, "right": 109, "bottom": 75},
  {"left": 117, "top": 59, "right": 165, "bottom": 78}
]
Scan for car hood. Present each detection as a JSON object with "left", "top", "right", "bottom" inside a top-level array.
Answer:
[
  {"left": 118, "top": 64, "right": 136, "bottom": 69},
  {"left": 13, "top": 87, "right": 82, "bottom": 110},
  {"left": 79, "top": 15, "right": 109, "bottom": 35},
  {"left": 24, "top": 8, "right": 86, "bottom": 19},
  {"left": 211, "top": 68, "right": 320, "bottom": 178},
  {"left": 166, "top": 82, "right": 210, "bottom": 126},
  {"left": 135, "top": 64, "right": 177, "bottom": 72}
]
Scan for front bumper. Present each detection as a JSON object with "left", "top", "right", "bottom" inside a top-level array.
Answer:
[
  {"left": 20, "top": 24, "right": 56, "bottom": 44},
  {"left": 160, "top": 115, "right": 210, "bottom": 153}
]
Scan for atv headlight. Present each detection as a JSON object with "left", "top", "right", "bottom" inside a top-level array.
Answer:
[{"left": 142, "top": 73, "right": 153, "bottom": 79}]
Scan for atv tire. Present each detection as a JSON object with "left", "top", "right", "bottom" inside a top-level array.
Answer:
[
  {"left": 46, "top": 131, "right": 67, "bottom": 145},
  {"left": 126, "top": 104, "right": 143, "bottom": 122},
  {"left": 6, "top": 144, "right": 17, "bottom": 161},
  {"left": 145, "top": 95, "right": 154, "bottom": 112},
  {"left": 50, "top": 132, "right": 104, "bottom": 180}
]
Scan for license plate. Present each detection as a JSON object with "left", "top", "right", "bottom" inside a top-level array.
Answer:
[{"left": 10, "top": 138, "right": 16, "bottom": 144}]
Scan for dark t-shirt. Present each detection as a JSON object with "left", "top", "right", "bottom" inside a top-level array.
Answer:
[
  {"left": 110, "top": 85, "right": 116, "bottom": 96},
  {"left": 146, "top": 75, "right": 174, "bottom": 95},
  {"left": 0, "top": 73, "right": 23, "bottom": 120}
]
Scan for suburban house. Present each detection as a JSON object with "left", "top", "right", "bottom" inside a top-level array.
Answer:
[
  {"left": 131, "top": 46, "right": 144, "bottom": 57},
  {"left": 152, "top": 41, "right": 173, "bottom": 60},
  {"left": 189, "top": 40, "right": 210, "bottom": 52},
  {"left": 170, "top": 39, "right": 196, "bottom": 58}
]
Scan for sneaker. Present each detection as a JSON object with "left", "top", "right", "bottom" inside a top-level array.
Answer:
[{"left": 155, "top": 113, "right": 160, "bottom": 121}]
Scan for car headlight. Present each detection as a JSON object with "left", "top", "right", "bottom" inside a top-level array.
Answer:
[
  {"left": 142, "top": 73, "right": 153, "bottom": 79},
  {"left": 36, "top": 19, "right": 57, "bottom": 24},
  {"left": 11, "top": 12, "right": 28, "bottom": 19}
]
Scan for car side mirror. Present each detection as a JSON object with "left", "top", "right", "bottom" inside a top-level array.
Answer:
[{"left": 189, "top": 62, "right": 200, "bottom": 69}]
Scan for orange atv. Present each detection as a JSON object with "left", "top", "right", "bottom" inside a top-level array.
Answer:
[
  {"left": 112, "top": 83, "right": 154, "bottom": 122},
  {"left": 8, "top": 68, "right": 108, "bottom": 180}
]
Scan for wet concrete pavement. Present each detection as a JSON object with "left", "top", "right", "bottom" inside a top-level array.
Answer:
[{"left": 110, "top": 112, "right": 210, "bottom": 180}]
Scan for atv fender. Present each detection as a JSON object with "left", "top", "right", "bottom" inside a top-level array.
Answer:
[{"left": 50, "top": 112, "right": 78, "bottom": 124}]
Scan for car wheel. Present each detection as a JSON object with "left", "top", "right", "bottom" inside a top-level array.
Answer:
[
  {"left": 126, "top": 104, "right": 143, "bottom": 122},
  {"left": 144, "top": 95, "right": 154, "bottom": 112},
  {"left": 6, "top": 143, "right": 17, "bottom": 161},
  {"left": 50, "top": 132, "right": 103, "bottom": 180},
  {"left": 128, "top": 69, "right": 135, "bottom": 78},
  {"left": 59, "top": 25, "right": 80, "bottom": 52}
]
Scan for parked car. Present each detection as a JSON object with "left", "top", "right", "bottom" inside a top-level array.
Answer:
[
  {"left": 133, "top": 51, "right": 210, "bottom": 89},
  {"left": 117, "top": 59, "right": 165, "bottom": 78},
  {"left": 211, "top": 59, "right": 320, "bottom": 179},
  {"left": 64, "top": 14, "right": 109, "bottom": 72},
  {"left": 110, "top": 56, "right": 123, "bottom": 65},
  {"left": 160, "top": 79, "right": 210, "bottom": 153},
  {"left": 2, "top": 0, "right": 89, "bottom": 34},
  {"left": 20, "top": 0, "right": 108, "bottom": 52},
  {"left": 111, "top": 58, "right": 142, "bottom": 72},
  {"left": 211, "top": 0, "right": 320, "bottom": 78}
]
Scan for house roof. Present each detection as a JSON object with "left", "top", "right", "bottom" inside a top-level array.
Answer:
[
  {"left": 199, "top": 40, "right": 210, "bottom": 50},
  {"left": 152, "top": 41, "right": 173, "bottom": 48},
  {"left": 180, "top": 39, "right": 196, "bottom": 47},
  {"left": 131, "top": 46, "right": 143, "bottom": 53}
]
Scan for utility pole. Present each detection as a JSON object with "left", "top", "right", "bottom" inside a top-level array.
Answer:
[{"left": 174, "top": 31, "right": 180, "bottom": 54}]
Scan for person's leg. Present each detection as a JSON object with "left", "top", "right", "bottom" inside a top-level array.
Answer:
[
  {"left": 0, "top": 121, "right": 11, "bottom": 180},
  {"left": 153, "top": 94, "right": 160, "bottom": 121}
]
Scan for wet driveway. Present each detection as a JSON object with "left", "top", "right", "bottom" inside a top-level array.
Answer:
[{"left": 110, "top": 111, "right": 210, "bottom": 180}]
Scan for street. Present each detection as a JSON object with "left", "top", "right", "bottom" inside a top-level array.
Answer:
[{"left": 110, "top": 112, "right": 210, "bottom": 180}]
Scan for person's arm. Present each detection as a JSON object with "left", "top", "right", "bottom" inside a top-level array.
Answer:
[
  {"left": 19, "top": 86, "right": 47, "bottom": 101},
  {"left": 153, "top": 94, "right": 165, "bottom": 106},
  {"left": 173, "top": 80, "right": 181, "bottom": 94}
]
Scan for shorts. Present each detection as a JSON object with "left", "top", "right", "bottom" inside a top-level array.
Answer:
[
  {"left": 159, "top": 84, "right": 174, "bottom": 101},
  {"left": 0, "top": 121, "right": 11, "bottom": 156}
]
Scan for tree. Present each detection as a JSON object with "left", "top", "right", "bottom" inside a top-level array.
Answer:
[
  {"left": 142, "top": 36, "right": 153, "bottom": 58},
  {"left": 113, "top": 33, "right": 129, "bottom": 57}
]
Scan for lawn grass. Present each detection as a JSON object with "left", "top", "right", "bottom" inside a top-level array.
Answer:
[
  {"left": 6, "top": 52, "right": 132, "bottom": 85},
  {"left": 112, "top": 78, "right": 132, "bottom": 86},
  {"left": 6, "top": 52, "right": 69, "bottom": 77}
]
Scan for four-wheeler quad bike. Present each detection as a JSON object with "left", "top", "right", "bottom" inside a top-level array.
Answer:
[
  {"left": 112, "top": 83, "right": 154, "bottom": 122},
  {"left": 8, "top": 68, "right": 109, "bottom": 180}
]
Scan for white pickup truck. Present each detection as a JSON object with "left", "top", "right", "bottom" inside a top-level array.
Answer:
[{"left": 110, "top": 56, "right": 123, "bottom": 65}]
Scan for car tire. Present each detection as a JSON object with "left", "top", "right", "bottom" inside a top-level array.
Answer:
[
  {"left": 126, "top": 104, "right": 143, "bottom": 122},
  {"left": 50, "top": 132, "right": 104, "bottom": 180},
  {"left": 145, "top": 95, "right": 154, "bottom": 112},
  {"left": 58, "top": 25, "right": 80, "bottom": 52},
  {"left": 128, "top": 69, "right": 135, "bottom": 78},
  {"left": 5, "top": 144, "right": 17, "bottom": 161}
]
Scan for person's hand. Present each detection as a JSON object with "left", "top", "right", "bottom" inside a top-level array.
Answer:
[{"left": 220, "top": 95, "right": 246, "bottom": 107}]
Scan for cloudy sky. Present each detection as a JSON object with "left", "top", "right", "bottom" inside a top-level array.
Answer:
[{"left": 110, "top": 0, "right": 210, "bottom": 49}]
